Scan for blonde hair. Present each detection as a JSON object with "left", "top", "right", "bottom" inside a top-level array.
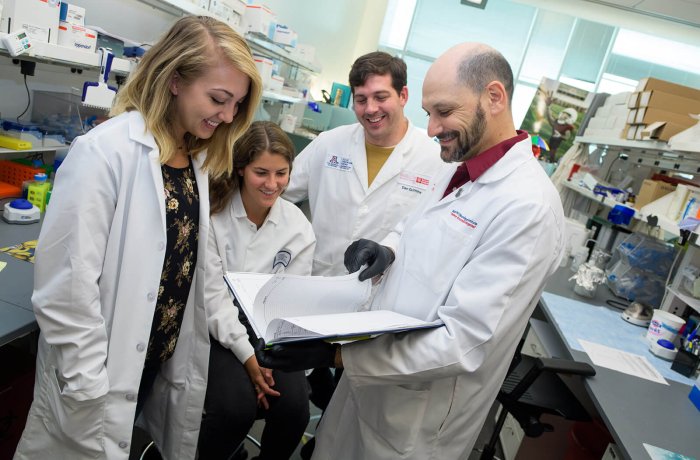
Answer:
[
  {"left": 210, "top": 121, "right": 295, "bottom": 215},
  {"left": 111, "top": 16, "right": 262, "bottom": 179}
]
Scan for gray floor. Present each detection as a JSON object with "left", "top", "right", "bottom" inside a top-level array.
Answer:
[{"left": 129, "top": 399, "right": 503, "bottom": 460}]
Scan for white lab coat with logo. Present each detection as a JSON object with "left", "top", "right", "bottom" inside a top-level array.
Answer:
[
  {"left": 312, "top": 137, "right": 565, "bottom": 460},
  {"left": 14, "top": 111, "right": 211, "bottom": 460},
  {"left": 284, "top": 122, "right": 445, "bottom": 276},
  {"left": 206, "top": 189, "right": 316, "bottom": 361}
]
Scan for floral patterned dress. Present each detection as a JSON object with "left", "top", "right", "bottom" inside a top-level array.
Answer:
[{"left": 145, "top": 160, "right": 200, "bottom": 366}]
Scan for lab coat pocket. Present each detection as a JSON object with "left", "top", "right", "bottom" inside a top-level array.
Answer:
[
  {"left": 355, "top": 384, "right": 430, "bottom": 455},
  {"left": 381, "top": 192, "right": 418, "bottom": 233},
  {"left": 404, "top": 215, "right": 473, "bottom": 295},
  {"left": 44, "top": 367, "right": 107, "bottom": 456}
]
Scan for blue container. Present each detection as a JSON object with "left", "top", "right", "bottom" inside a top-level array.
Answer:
[{"left": 607, "top": 205, "right": 635, "bottom": 225}]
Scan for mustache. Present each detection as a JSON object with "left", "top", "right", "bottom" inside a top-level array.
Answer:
[{"left": 435, "top": 131, "right": 460, "bottom": 141}]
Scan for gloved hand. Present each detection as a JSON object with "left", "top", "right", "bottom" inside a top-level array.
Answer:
[
  {"left": 344, "top": 239, "right": 395, "bottom": 282},
  {"left": 255, "top": 339, "right": 338, "bottom": 372}
]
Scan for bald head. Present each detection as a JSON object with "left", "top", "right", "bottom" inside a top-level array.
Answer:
[
  {"left": 423, "top": 43, "right": 517, "bottom": 161},
  {"left": 429, "top": 43, "right": 514, "bottom": 105}
]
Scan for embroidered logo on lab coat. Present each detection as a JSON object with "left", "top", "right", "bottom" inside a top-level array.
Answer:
[
  {"left": 397, "top": 171, "right": 431, "bottom": 194},
  {"left": 273, "top": 249, "right": 292, "bottom": 272},
  {"left": 450, "top": 209, "right": 477, "bottom": 228},
  {"left": 325, "top": 154, "right": 353, "bottom": 171}
]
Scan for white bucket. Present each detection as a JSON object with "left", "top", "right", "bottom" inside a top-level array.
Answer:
[{"left": 646, "top": 309, "right": 684, "bottom": 345}]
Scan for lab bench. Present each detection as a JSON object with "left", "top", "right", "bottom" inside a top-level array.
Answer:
[
  {"left": 0, "top": 217, "right": 40, "bottom": 347},
  {"left": 536, "top": 267, "right": 700, "bottom": 460}
]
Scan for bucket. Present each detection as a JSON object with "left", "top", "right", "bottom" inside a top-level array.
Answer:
[{"left": 564, "top": 420, "right": 613, "bottom": 460}]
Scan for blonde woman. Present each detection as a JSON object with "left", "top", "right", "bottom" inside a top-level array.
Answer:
[
  {"left": 200, "top": 121, "right": 315, "bottom": 459},
  {"left": 13, "top": 16, "right": 262, "bottom": 460}
]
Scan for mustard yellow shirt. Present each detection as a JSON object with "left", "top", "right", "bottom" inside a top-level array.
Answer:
[{"left": 365, "top": 142, "right": 395, "bottom": 186}]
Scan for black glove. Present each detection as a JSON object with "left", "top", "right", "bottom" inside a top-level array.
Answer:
[
  {"left": 344, "top": 239, "right": 395, "bottom": 282},
  {"left": 255, "top": 339, "right": 337, "bottom": 372}
]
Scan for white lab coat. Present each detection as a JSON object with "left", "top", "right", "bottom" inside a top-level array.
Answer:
[
  {"left": 313, "top": 137, "right": 565, "bottom": 460},
  {"left": 284, "top": 122, "right": 445, "bottom": 275},
  {"left": 206, "top": 189, "right": 316, "bottom": 361},
  {"left": 14, "top": 111, "right": 211, "bottom": 460}
]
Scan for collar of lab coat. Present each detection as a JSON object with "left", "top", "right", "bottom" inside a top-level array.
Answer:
[
  {"left": 124, "top": 110, "right": 208, "bottom": 229},
  {"left": 350, "top": 119, "right": 420, "bottom": 194},
  {"left": 231, "top": 188, "right": 281, "bottom": 228},
  {"left": 437, "top": 135, "right": 533, "bottom": 205}
]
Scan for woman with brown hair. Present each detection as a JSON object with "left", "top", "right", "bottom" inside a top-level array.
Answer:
[{"left": 200, "top": 121, "right": 315, "bottom": 459}]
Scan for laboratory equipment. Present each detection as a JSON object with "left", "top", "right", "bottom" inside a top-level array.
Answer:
[
  {"left": 27, "top": 173, "right": 50, "bottom": 212},
  {"left": 621, "top": 301, "right": 652, "bottom": 327},
  {"left": 2, "top": 199, "right": 40, "bottom": 224},
  {"left": 82, "top": 47, "right": 117, "bottom": 110},
  {"left": 1, "top": 29, "right": 32, "bottom": 56},
  {"left": 649, "top": 339, "right": 678, "bottom": 361}
]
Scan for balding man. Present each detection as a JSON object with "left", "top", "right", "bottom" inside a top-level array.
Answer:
[{"left": 258, "top": 43, "right": 565, "bottom": 460}]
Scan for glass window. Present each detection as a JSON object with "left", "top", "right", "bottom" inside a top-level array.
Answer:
[
  {"left": 379, "top": 0, "right": 417, "bottom": 50},
  {"left": 603, "top": 29, "right": 700, "bottom": 89},
  {"left": 559, "top": 20, "right": 615, "bottom": 84},
  {"left": 518, "top": 10, "right": 576, "bottom": 85},
  {"left": 402, "top": 55, "right": 433, "bottom": 129},
  {"left": 405, "top": 0, "right": 536, "bottom": 69}
]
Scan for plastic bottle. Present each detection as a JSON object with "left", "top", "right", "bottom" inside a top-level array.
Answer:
[{"left": 27, "top": 173, "right": 51, "bottom": 212}]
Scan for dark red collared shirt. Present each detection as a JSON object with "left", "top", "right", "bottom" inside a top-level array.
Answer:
[{"left": 442, "top": 130, "right": 528, "bottom": 198}]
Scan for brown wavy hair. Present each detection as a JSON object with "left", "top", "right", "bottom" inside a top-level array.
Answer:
[
  {"left": 111, "top": 15, "right": 262, "bottom": 179},
  {"left": 210, "top": 121, "right": 295, "bottom": 214}
]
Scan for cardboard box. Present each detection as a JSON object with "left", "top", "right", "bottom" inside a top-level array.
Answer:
[
  {"left": 629, "top": 107, "right": 696, "bottom": 126},
  {"left": 607, "top": 91, "right": 632, "bottom": 106},
  {"left": 57, "top": 21, "right": 97, "bottom": 53},
  {"left": 272, "top": 23, "right": 297, "bottom": 47},
  {"left": 1, "top": 0, "right": 61, "bottom": 44},
  {"left": 636, "top": 77, "right": 700, "bottom": 102},
  {"left": 253, "top": 54, "right": 272, "bottom": 88},
  {"left": 209, "top": 0, "right": 245, "bottom": 27},
  {"left": 244, "top": 4, "right": 276, "bottom": 39},
  {"left": 640, "top": 121, "right": 692, "bottom": 142},
  {"left": 267, "top": 74, "right": 284, "bottom": 92},
  {"left": 635, "top": 179, "right": 676, "bottom": 209},
  {"left": 59, "top": 2, "right": 85, "bottom": 26},
  {"left": 635, "top": 90, "right": 700, "bottom": 114}
]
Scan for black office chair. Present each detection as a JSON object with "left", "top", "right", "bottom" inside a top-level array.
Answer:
[{"left": 479, "top": 324, "right": 597, "bottom": 460}]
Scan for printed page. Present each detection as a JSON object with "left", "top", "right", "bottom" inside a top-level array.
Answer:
[
  {"left": 579, "top": 339, "right": 668, "bottom": 385},
  {"left": 224, "top": 272, "right": 273, "bottom": 338},
  {"left": 225, "top": 272, "right": 371, "bottom": 339},
  {"left": 265, "top": 310, "right": 444, "bottom": 344},
  {"left": 254, "top": 272, "right": 371, "bottom": 333}
]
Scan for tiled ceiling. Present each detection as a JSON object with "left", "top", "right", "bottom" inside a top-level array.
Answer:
[{"left": 582, "top": 0, "right": 700, "bottom": 28}]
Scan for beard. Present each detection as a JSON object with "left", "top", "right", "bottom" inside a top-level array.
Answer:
[{"left": 438, "top": 103, "right": 487, "bottom": 163}]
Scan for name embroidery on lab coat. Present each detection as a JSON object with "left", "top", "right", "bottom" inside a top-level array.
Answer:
[
  {"left": 450, "top": 209, "right": 477, "bottom": 229},
  {"left": 325, "top": 154, "right": 353, "bottom": 171},
  {"left": 397, "top": 170, "right": 431, "bottom": 194}
]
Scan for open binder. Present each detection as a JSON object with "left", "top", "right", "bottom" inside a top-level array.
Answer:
[{"left": 224, "top": 272, "right": 444, "bottom": 346}]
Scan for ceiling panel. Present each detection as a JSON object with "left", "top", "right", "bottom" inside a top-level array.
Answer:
[{"left": 582, "top": 0, "right": 700, "bottom": 27}]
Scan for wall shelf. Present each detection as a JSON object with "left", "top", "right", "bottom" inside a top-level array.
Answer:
[
  {"left": 561, "top": 179, "right": 680, "bottom": 237},
  {"left": 0, "top": 146, "right": 66, "bottom": 155},
  {"left": 666, "top": 285, "right": 700, "bottom": 315},
  {"left": 0, "top": 42, "right": 135, "bottom": 75},
  {"left": 261, "top": 90, "right": 302, "bottom": 104},
  {"left": 245, "top": 34, "right": 321, "bottom": 74},
  {"left": 139, "top": 1, "right": 320, "bottom": 73},
  {"left": 575, "top": 135, "right": 700, "bottom": 175}
]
